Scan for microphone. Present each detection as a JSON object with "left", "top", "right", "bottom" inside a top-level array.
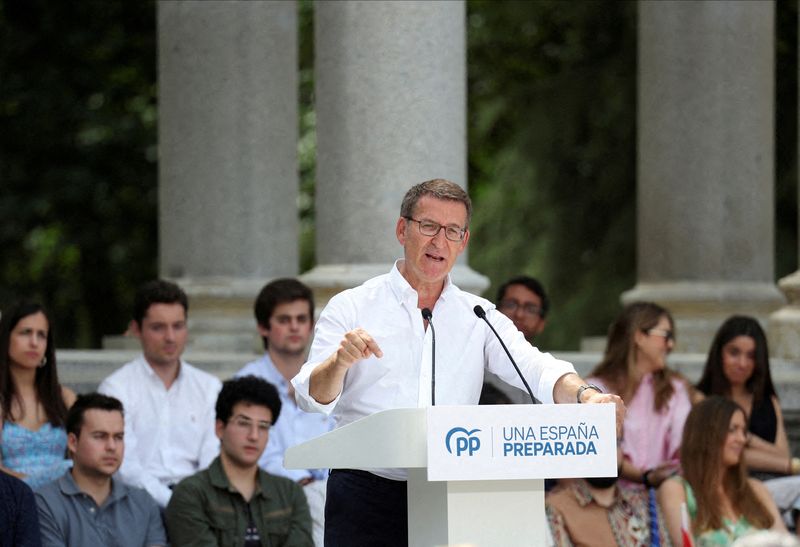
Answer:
[
  {"left": 473, "top": 305, "right": 538, "bottom": 404},
  {"left": 421, "top": 308, "right": 435, "bottom": 406}
]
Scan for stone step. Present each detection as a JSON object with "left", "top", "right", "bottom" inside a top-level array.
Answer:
[{"left": 56, "top": 349, "right": 259, "bottom": 394}]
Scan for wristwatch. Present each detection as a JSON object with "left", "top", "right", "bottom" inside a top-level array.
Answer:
[{"left": 576, "top": 384, "right": 603, "bottom": 404}]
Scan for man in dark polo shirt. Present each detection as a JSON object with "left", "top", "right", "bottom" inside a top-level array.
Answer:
[
  {"left": 35, "top": 393, "right": 165, "bottom": 547},
  {"left": 166, "top": 375, "right": 312, "bottom": 546}
]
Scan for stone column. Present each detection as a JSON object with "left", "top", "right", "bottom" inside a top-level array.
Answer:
[
  {"left": 303, "top": 0, "right": 487, "bottom": 304},
  {"left": 770, "top": 7, "right": 800, "bottom": 360},
  {"left": 158, "top": 0, "right": 298, "bottom": 351},
  {"left": 627, "top": 0, "right": 783, "bottom": 352}
]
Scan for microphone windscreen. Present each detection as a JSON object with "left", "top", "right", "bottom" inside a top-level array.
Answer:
[
  {"left": 473, "top": 305, "right": 486, "bottom": 319},
  {"left": 421, "top": 308, "right": 433, "bottom": 320}
]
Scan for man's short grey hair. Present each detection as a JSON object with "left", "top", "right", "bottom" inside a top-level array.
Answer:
[{"left": 400, "top": 179, "right": 472, "bottom": 226}]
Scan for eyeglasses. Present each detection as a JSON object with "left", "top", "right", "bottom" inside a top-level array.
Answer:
[
  {"left": 498, "top": 299, "right": 544, "bottom": 318},
  {"left": 404, "top": 217, "right": 467, "bottom": 242},
  {"left": 229, "top": 415, "right": 272, "bottom": 436},
  {"left": 646, "top": 328, "right": 675, "bottom": 343}
]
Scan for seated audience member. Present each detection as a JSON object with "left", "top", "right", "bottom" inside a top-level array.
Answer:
[
  {"left": 546, "top": 449, "right": 670, "bottom": 546},
  {"left": 589, "top": 302, "right": 692, "bottom": 489},
  {"left": 659, "top": 396, "right": 787, "bottom": 546},
  {"left": 235, "top": 279, "right": 333, "bottom": 546},
  {"left": 495, "top": 275, "right": 549, "bottom": 342},
  {"left": 0, "top": 301, "right": 76, "bottom": 489},
  {"left": 35, "top": 393, "right": 166, "bottom": 547},
  {"left": 98, "top": 280, "right": 221, "bottom": 507},
  {"left": 0, "top": 470, "right": 41, "bottom": 547},
  {"left": 697, "top": 316, "right": 800, "bottom": 528},
  {"left": 166, "top": 375, "right": 313, "bottom": 546}
]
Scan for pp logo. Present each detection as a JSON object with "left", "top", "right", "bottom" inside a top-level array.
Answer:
[{"left": 445, "top": 427, "right": 482, "bottom": 457}]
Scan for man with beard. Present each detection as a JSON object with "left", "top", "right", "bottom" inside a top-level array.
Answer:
[
  {"left": 236, "top": 279, "right": 333, "bottom": 546},
  {"left": 496, "top": 275, "right": 549, "bottom": 343}
]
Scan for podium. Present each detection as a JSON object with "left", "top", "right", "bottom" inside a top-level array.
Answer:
[{"left": 285, "top": 404, "right": 616, "bottom": 547}]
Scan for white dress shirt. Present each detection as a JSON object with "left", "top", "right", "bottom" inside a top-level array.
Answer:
[
  {"left": 98, "top": 355, "right": 222, "bottom": 507},
  {"left": 292, "top": 261, "right": 576, "bottom": 480},
  {"left": 236, "top": 354, "right": 334, "bottom": 481}
]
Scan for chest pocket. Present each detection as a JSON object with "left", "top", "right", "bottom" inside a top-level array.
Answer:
[
  {"left": 208, "top": 505, "right": 240, "bottom": 545},
  {"left": 259, "top": 507, "right": 293, "bottom": 543}
]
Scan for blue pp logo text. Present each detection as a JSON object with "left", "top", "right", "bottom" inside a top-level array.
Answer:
[{"left": 445, "top": 427, "right": 482, "bottom": 456}]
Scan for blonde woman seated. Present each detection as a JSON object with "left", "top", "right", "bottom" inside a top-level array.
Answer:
[
  {"left": 659, "top": 396, "right": 787, "bottom": 546},
  {"left": 589, "top": 302, "right": 693, "bottom": 489}
]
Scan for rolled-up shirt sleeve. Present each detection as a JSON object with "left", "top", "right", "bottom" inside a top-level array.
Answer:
[
  {"left": 291, "top": 366, "right": 340, "bottom": 415},
  {"left": 292, "top": 292, "right": 353, "bottom": 415}
]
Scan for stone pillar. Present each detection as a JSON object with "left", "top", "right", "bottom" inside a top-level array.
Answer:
[
  {"left": 627, "top": 0, "right": 783, "bottom": 352},
  {"left": 158, "top": 0, "right": 298, "bottom": 352},
  {"left": 303, "top": 0, "right": 487, "bottom": 305},
  {"left": 770, "top": 7, "right": 800, "bottom": 360}
]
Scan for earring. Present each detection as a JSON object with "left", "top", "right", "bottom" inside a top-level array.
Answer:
[{"left": 39, "top": 356, "right": 47, "bottom": 367}]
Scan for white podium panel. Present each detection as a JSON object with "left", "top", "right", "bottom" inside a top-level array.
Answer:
[
  {"left": 407, "top": 469, "right": 546, "bottom": 547},
  {"left": 285, "top": 404, "right": 617, "bottom": 547},
  {"left": 427, "top": 403, "right": 617, "bottom": 481}
]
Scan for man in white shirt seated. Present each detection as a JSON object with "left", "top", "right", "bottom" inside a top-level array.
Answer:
[
  {"left": 99, "top": 279, "right": 221, "bottom": 508},
  {"left": 291, "top": 178, "right": 626, "bottom": 547},
  {"left": 235, "top": 278, "right": 333, "bottom": 546}
]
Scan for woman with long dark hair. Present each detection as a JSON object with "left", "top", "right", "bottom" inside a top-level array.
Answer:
[
  {"left": 589, "top": 301, "right": 694, "bottom": 489},
  {"left": 697, "top": 315, "right": 800, "bottom": 528},
  {"left": 659, "top": 396, "right": 786, "bottom": 545},
  {"left": 697, "top": 316, "right": 792, "bottom": 476},
  {"left": 0, "top": 301, "right": 76, "bottom": 488}
]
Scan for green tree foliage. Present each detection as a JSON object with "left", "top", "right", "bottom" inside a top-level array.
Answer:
[
  {"left": 0, "top": 0, "right": 795, "bottom": 350},
  {"left": 0, "top": 0, "right": 157, "bottom": 347},
  {"left": 298, "top": 0, "right": 316, "bottom": 273},
  {"left": 467, "top": 0, "right": 638, "bottom": 349},
  {"left": 467, "top": 0, "right": 797, "bottom": 350}
]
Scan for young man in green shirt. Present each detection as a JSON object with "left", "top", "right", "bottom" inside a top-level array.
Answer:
[{"left": 166, "top": 376, "right": 313, "bottom": 546}]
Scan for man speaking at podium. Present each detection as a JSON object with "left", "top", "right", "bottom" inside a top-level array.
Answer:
[{"left": 292, "top": 179, "right": 624, "bottom": 547}]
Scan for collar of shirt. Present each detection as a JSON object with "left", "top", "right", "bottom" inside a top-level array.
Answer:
[
  {"left": 256, "top": 355, "right": 287, "bottom": 388},
  {"left": 208, "top": 456, "right": 271, "bottom": 501},
  {"left": 572, "top": 479, "right": 648, "bottom": 512},
  {"left": 135, "top": 354, "right": 187, "bottom": 389},
  {"left": 572, "top": 479, "right": 623, "bottom": 509},
  {"left": 389, "top": 259, "right": 455, "bottom": 308},
  {"left": 58, "top": 471, "right": 129, "bottom": 507}
]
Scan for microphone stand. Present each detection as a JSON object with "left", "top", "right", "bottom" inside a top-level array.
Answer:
[
  {"left": 473, "top": 305, "right": 538, "bottom": 404},
  {"left": 422, "top": 308, "right": 435, "bottom": 406}
]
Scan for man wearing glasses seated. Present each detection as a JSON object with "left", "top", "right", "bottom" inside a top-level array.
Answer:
[
  {"left": 496, "top": 275, "right": 549, "bottom": 342},
  {"left": 166, "top": 376, "right": 313, "bottom": 547}
]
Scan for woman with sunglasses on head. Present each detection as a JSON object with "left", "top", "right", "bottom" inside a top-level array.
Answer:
[
  {"left": 589, "top": 301, "right": 695, "bottom": 490},
  {"left": 0, "top": 301, "right": 76, "bottom": 489},
  {"left": 697, "top": 315, "right": 800, "bottom": 528},
  {"left": 659, "top": 396, "right": 787, "bottom": 546}
]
